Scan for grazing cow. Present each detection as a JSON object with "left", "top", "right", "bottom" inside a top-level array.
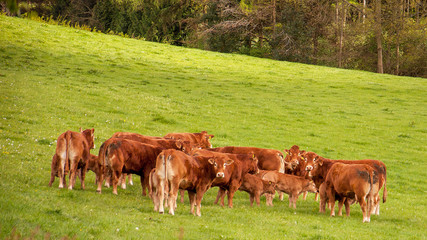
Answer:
[
  {"left": 238, "top": 173, "right": 276, "bottom": 206},
  {"left": 191, "top": 149, "right": 259, "bottom": 208},
  {"left": 54, "top": 128, "right": 95, "bottom": 190},
  {"left": 324, "top": 163, "right": 378, "bottom": 222},
  {"left": 149, "top": 168, "right": 170, "bottom": 212},
  {"left": 318, "top": 182, "right": 356, "bottom": 215},
  {"left": 154, "top": 149, "right": 233, "bottom": 216},
  {"left": 258, "top": 170, "right": 318, "bottom": 208},
  {"left": 103, "top": 138, "right": 163, "bottom": 195},
  {"left": 164, "top": 131, "right": 214, "bottom": 149},
  {"left": 306, "top": 152, "right": 387, "bottom": 215}
]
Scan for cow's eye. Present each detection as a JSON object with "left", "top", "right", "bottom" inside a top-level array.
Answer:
[{"left": 313, "top": 158, "right": 317, "bottom": 162}]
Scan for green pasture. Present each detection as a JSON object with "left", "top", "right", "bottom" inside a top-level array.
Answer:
[{"left": 0, "top": 15, "right": 426, "bottom": 239}]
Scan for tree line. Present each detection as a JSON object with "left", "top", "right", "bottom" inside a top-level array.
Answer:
[{"left": 2, "top": 0, "right": 426, "bottom": 77}]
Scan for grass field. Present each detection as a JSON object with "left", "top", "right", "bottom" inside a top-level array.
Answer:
[{"left": 0, "top": 15, "right": 426, "bottom": 239}]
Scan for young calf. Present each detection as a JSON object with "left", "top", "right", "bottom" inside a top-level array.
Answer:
[
  {"left": 238, "top": 173, "right": 276, "bottom": 206},
  {"left": 318, "top": 182, "right": 355, "bottom": 215},
  {"left": 259, "top": 171, "right": 318, "bottom": 208}
]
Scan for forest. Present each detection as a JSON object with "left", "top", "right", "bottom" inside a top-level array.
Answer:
[{"left": 1, "top": 0, "right": 426, "bottom": 77}]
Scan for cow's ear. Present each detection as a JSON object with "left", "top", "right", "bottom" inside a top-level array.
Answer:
[
  {"left": 208, "top": 158, "right": 215, "bottom": 165},
  {"left": 207, "top": 134, "right": 214, "bottom": 139},
  {"left": 91, "top": 128, "right": 95, "bottom": 136},
  {"left": 300, "top": 150, "right": 306, "bottom": 155},
  {"left": 225, "top": 159, "right": 234, "bottom": 165},
  {"left": 175, "top": 140, "right": 182, "bottom": 149},
  {"left": 284, "top": 149, "right": 290, "bottom": 155},
  {"left": 79, "top": 127, "right": 83, "bottom": 132},
  {"left": 317, "top": 157, "right": 323, "bottom": 166}
]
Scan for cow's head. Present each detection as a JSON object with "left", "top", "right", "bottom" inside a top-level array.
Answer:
[
  {"left": 208, "top": 157, "right": 233, "bottom": 178},
  {"left": 175, "top": 140, "right": 192, "bottom": 154},
  {"left": 197, "top": 131, "right": 214, "bottom": 149},
  {"left": 284, "top": 145, "right": 304, "bottom": 171},
  {"left": 262, "top": 180, "right": 276, "bottom": 195},
  {"left": 303, "top": 152, "right": 323, "bottom": 177},
  {"left": 304, "top": 180, "right": 318, "bottom": 193},
  {"left": 247, "top": 154, "right": 259, "bottom": 174},
  {"left": 82, "top": 128, "right": 95, "bottom": 149}
]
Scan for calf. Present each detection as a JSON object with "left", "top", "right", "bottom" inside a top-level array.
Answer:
[
  {"left": 154, "top": 149, "right": 233, "bottom": 216},
  {"left": 54, "top": 128, "right": 95, "bottom": 190},
  {"left": 238, "top": 173, "right": 276, "bottom": 206},
  {"left": 324, "top": 163, "right": 378, "bottom": 222},
  {"left": 149, "top": 168, "right": 169, "bottom": 212},
  {"left": 103, "top": 138, "right": 163, "bottom": 195},
  {"left": 258, "top": 170, "right": 318, "bottom": 208},
  {"left": 164, "top": 131, "right": 214, "bottom": 149},
  {"left": 191, "top": 149, "right": 259, "bottom": 208}
]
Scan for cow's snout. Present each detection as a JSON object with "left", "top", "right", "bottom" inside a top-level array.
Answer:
[
  {"left": 306, "top": 166, "right": 313, "bottom": 171},
  {"left": 216, "top": 172, "right": 225, "bottom": 178}
]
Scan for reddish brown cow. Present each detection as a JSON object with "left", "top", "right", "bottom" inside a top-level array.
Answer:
[
  {"left": 49, "top": 153, "right": 98, "bottom": 187},
  {"left": 164, "top": 131, "right": 214, "bottom": 149},
  {"left": 258, "top": 170, "right": 318, "bottom": 208},
  {"left": 103, "top": 138, "right": 163, "bottom": 195},
  {"left": 284, "top": 145, "right": 306, "bottom": 173},
  {"left": 238, "top": 173, "right": 276, "bottom": 206},
  {"left": 306, "top": 152, "right": 387, "bottom": 215},
  {"left": 191, "top": 149, "right": 259, "bottom": 208},
  {"left": 153, "top": 149, "right": 233, "bottom": 216},
  {"left": 324, "top": 163, "right": 378, "bottom": 222},
  {"left": 54, "top": 128, "right": 95, "bottom": 190}
]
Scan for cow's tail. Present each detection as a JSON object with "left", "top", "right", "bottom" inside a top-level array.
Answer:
[
  {"left": 367, "top": 169, "right": 375, "bottom": 218},
  {"left": 64, "top": 131, "right": 72, "bottom": 180},
  {"left": 382, "top": 165, "right": 387, "bottom": 203}
]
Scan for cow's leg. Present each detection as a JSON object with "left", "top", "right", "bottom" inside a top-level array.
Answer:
[
  {"left": 255, "top": 192, "right": 261, "bottom": 206},
  {"left": 80, "top": 165, "right": 88, "bottom": 190},
  {"left": 58, "top": 153, "right": 67, "bottom": 189},
  {"left": 128, "top": 174, "right": 133, "bottom": 185},
  {"left": 214, "top": 189, "right": 222, "bottom": 205},
  {"left": 168, "top": 180, "right": 179, "bottom": 216},
  {"left": 152, "top": 186, "right": 160, "bottom": 212},
  {"left": 119, "top": 174, "right": 126, "bottom": 189},
  {"left": 278, "top": 191, "right": 284, "bottom": 201},
  {"left": 188, "top": 191, "right": 196, "bottom": 215},
  {"left": 195, "top": 188, "right": 207, "bottom": 217},
  {"left": 179, "top": 189, "right": 185, "bottom": 203},
  {"left": 338, "top": 198, "right": 345, "bottom": 216},
  {"left": 327, "top": 189, "right": 336, "bottom": 217},
  {"left": 359, "top": 197, "right": 368, "bottom": 222},
  {"left": 315, "top": 192, "right": 319, "bottom": 201},
  {"left": 344, "top": 199, "right": 351, "bottom": 216},
  {"left": 288, "top": 194, "right": 293, "bottom": 208},
  {"left": 249, "top": 193, "right": 255, "bottom": 206},
  {"left": 140, "top": 175, "right": 147, "bottom": 196},
  {"left": 302, "top": 191, "right": 308, "bottom": 201},
  {"left": 227, "top": 186, "right": 239, "bottom": 208},
  {"left": 68, "top": 157, "right": 79, "bottom": 190},
  {"left": 111, "top": 168, "right": 121, "bottom": 195},
  {"left": 96, "top": 164, "right": 104, "bottom": 193},
  {"left": 158, "top": 179, "right": 165, "bottom": 214}
]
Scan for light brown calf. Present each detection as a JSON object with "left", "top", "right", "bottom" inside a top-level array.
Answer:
[{"left": 238, "top": 173, "right": 276, "bottom": 206}]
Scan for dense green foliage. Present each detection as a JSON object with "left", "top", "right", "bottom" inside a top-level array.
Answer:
[
  {"left": 4, "top": 0, "right": 426, "bottom": 77},
  {"left": 0, "top": 16, "right": 426, "bottom": 239}
]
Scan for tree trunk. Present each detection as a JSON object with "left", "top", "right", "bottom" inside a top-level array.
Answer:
[{"left": 375, "top": 0, "right": 384, "bottom": 73}]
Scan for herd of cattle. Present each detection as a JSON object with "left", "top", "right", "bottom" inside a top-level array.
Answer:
[{"left": 48, "top": 128, "right": 387, "bottom": 223}]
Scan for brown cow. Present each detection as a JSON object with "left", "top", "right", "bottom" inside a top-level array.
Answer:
[
  {"left": 258, "top": 170, "right": 318, "bottom": 208},
  {"left": 54, "top": 128, "right": 95, "bottom": 190},
  {"left": 103, "top": 138, "right": 163, "bottom": 195},
  {"left": 324, "top": 163, "right": 378, "bottom": 222},
  {"left": 284, "top": 145, "right": 306, "bottom": 173},
  {"left": 153, "top": 149, "right": 233, "bottom": 216},
  {"left": 164, "top": 131, "right": 214, "bottom": 149},
  {"left": 238, "top": 173, "right": 276, "bottom": 206},
  {"left": 191, "top": 149, "right": 259, "bottom": 208},
  {"left": 306, "top": 152, "right": 387, "bottom": 215},
  {"left": 149, "top": 168, "right": 170, "bottom": 212}
]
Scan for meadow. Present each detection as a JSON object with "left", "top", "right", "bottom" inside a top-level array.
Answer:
[{"left": 0, "top": 15, "right": 426, "bottom": 239}]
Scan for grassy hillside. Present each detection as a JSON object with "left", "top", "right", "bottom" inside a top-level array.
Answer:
[{"left": 0, "top": 15, "right": 426, "bottom": 239}]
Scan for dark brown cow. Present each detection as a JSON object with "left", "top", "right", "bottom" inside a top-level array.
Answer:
[
  {"left": 306, "top": 152, "right": 387, "bottom": 215},
  {"left": 164, "top": 131, "right": 214, "bottom": 149},
  {"left": 238, "top": 173, "right": 276, "bottom": 206},
  {"left": 324, "top": 163, "right": 378, "bottom": 222},
  {"left": 54, "top": 128, "right": 95, "bottom": 190},
  {"left": 191, "top": 149, "right": 259, "bottom": 208},
  {"left": 258, "top": 170, "right": 318, "bottom": 208},
  {"left": 103, "top": 138, "right": 163, "bottom": 195},
  {"left": 153, "top": 149, "right": 233, "bottom": 216},
  {"left": 48, "top": 153, "right": 98, "bottom": 187}
]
